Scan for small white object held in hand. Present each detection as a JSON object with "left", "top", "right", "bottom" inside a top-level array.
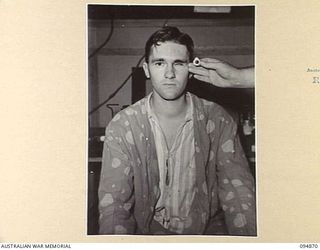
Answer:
[{"left": 193, "top": 57, "right": 201, "bottom": 66}]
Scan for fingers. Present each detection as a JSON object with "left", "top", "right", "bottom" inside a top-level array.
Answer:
[
  {"left": 190, "top": 57, "right": 226, "bottom": 71},
  {"left": 200, "top": 58, "right": 222, "bottom": 64},
  {"left": 193, "top": 75, "right": 211, "bottom": 83},
  {"left": 194, "top": 74, "right": 227, "bottom": 87},
  {"left": 188, "top": 64, "right": 209, "bottom": 77},
  {"left": 194, "top": 70, "right": 232, "bottom": 88},
  {"left": 189, "top": 57, "right": 241, "bottom": 88},
  {"left": 200, "top": 60, "right": 226, "bottom": 70}
]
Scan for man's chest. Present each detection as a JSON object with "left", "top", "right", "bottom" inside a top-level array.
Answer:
[{"left": 159, "top": 118, "right": 187, "bottom": 150}]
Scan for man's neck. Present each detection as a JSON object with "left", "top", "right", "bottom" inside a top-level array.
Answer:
[{"left": 151, "top": 92, "right": 188, "bottom": 120}]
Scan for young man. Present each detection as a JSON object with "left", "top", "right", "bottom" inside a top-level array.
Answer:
[{"left": 98, "top": 26, "right": 256, "bottom": 235}]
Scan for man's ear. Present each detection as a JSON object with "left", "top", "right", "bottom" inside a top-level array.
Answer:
[{"left": 143, "top": 62, "right": 150, "bottom": 78}]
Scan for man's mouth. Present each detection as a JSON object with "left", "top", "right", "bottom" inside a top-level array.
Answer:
[{"left": 163, "top": 82, "right": 176, "bottom": 86}]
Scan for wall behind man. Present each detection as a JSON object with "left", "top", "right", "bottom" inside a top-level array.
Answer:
[{"left": 88, "top": 17, "right": 254, "bottom": 127}]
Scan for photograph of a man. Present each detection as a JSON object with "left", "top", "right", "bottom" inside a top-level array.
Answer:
[{"left": 98, "top": 26, "right": 256, "bottom": 235}]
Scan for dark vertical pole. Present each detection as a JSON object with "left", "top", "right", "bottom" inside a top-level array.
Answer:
[{"left": 131, "top": 67, "right": 146, "bottom": 104}]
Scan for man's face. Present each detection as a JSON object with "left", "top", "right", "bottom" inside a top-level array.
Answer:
[{"left": 143, "top": 41, "right": 190, "bottom": 101}]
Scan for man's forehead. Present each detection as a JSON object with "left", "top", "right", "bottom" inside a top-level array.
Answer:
[{"left": 149, "top": 41, "right": 189, "bottom": 59}]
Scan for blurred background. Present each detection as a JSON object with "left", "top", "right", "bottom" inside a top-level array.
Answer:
[{"left": 87, "top": 5, "right": 255, "bottom": 235}]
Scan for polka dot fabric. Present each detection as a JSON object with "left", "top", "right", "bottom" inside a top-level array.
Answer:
[{"left": 98, "top": 93, "right": 256, "bottom": 235}]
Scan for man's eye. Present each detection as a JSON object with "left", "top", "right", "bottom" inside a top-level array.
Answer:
[{"left": 155, "top": 62, "right": 164, "bottom": 66}]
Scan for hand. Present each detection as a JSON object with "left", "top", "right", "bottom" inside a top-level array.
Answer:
[{"left": 188, "top": 58, "right": 254, "bottom": 88}]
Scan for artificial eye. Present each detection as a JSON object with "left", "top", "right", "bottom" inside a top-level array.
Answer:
[{"left": 193, "top": 57, "right": 201, "bottom": 66}]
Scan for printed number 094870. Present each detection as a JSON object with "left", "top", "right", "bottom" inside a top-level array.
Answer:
[{"left": 300, "top": 244, "right": 318, "bottom": 248}]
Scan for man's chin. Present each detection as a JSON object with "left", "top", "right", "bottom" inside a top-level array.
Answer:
[{"left": 160, "top": 92, "right": 186, "bottom": 101}]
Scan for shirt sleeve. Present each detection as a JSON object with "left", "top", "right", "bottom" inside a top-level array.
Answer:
[
  {"left": 98, "top": 123, "right": 136, "bottom": 234},
  {"left": 215, "top": 113, "right": 256, "bottom": 236}
]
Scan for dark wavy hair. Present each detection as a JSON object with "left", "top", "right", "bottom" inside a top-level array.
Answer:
[{"left": 144, "top": 26, "right": 194, "bottom": 63}]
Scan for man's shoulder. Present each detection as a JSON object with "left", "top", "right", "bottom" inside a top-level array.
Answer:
[
  {"left": 190, "top": 93, "right": 235, "bottom": 124},
  {"left": 190, "top": 93, "right": 227, "bottom": 114}
]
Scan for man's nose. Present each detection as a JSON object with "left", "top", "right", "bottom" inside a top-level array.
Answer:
[{"left": 165, "top": 64, "right": 175, "bottom": 78}]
